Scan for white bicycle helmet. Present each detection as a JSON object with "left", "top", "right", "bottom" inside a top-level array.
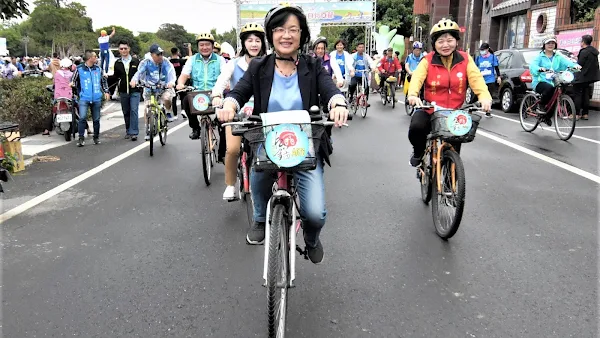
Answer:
[{"left": 59, "top": 58, "right": 72, "bottom": 68}]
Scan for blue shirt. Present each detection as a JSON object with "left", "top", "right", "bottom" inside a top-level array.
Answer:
[
  {"left": 336, "top": 53, "right": 346, "bottom": 76},
  {"left": 267, "top": 71, "right": 302, "bottom": 112},
  {"left": 475, "top": 53, "right": 499, "bottom": 84},
  {"left": 405, "top": 53, "right": 423, "bottom": 73},
  {"left": 354, "top": 54, "right": 365, "bottom": 77}
]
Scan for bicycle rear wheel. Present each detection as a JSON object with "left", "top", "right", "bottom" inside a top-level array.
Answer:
[
  {"left": 519, "top": 93, "right": 540, "bottom": 132},
  {"left": 201, "top": 118, "right": 212, "bottom": 185},
  {"left": 420, "top": 150, "right": 432, "bottom": 204},
  {"left": 148, "top": 112, "right": 155, "bottom": 157},
  {"left": 431, "top": 149, "right": 465, "bottom": 239},
  {"left": 159, "top": 111, "right": 168, "bottom": 146},
  {"left": 267, "top": 204, "right": 289, "bottom": 338},
  {"left": 554, "top": 94, "right": 576, "bottom": 141}
]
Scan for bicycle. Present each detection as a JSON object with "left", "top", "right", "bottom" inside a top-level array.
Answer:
[
  {"left": 138, "top": 82, "right": 170, "bottom": 156},
  {"left": 348, "top": 70, "right": 370, "bottom": 118},
  {"left": 404, "top": 78, "right": 424, "bottom": 117},
  {"left": 380, "top": 73, "right": 397, "bottom": 108},
  {"left": 416, "top": 102, "right": 484, "bottom": 239},
  {"left": 518, "top": 68, "right": 579, "bottom": 141},
  {"left": 184, "top": 89, "right": 221, "bottom": 186},
  {"left": 223, "top": 107, "right": 350, "bottom": 338}
]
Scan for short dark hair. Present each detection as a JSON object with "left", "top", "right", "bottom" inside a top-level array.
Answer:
[
  {"left": 171, "top": 47, "right": 179, "bottom": 54},
  {"left": 118, "top": 40, "right": 129, "bottom": 46},
  {"left": 356, "top": 42, "right": 365, "bottom": 47},
  {"left": 334, "top": 39, "right": 346, "bottom": 49},
  {"left": 240, "top": 32, "right": 267, "bottom": 57},
  {"left": 266, "top": 10, "right": 311, "bottom": 47},
  {"left": 52, "top": 52, "right": 58, "bottom": 58},
  {"left": 83, "top": 50, "right": 96, "bottom": 61},
  {"left": 582, "top": 35, "right": 593, "bottom": 46}
]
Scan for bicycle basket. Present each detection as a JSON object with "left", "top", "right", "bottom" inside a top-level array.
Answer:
[
  {"left": 386, "top": 76, "right": 397, "bottom": 83},
  {"left": 430, "top": 110, "right": 482, "bottom": 143},
  {"left": 243, "top": 123, "right": 326, "bottom": 172},
  {"left": 186, "top": 91, "right": 216, "bottom": 115}
]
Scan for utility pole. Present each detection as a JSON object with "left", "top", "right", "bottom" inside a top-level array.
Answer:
[{"left": 21, "top": 36, "right": 29, "bottom": 57}]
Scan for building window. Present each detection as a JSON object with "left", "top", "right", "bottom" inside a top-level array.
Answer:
[
  {"left": 536, "top": 13, "right": 547, "bottom": 33},
  {"left": 504, "top": 14, "right": 527, "bottom": 48}
]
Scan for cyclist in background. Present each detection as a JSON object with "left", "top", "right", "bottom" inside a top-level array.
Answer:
[
  {"left": 329, "top": 39, "right": 355, "bottom": 89},
  {"left": 406, "top": 18, "right": 492, "bottom": 167},
  {"left": 169, "top": 47, "right": 188, "bottom": 120},
  {"left": 378, "top": 47, "right": 401, "bottom": 92},
  {"left": 176, "top": 33, "right": 226, "bottom": 140},
  {"left": 348, "top": 42, "right": 373, "bottom": 106},
  {"left": 211, "top": 23, "right": 267, "bottom": 201},
  {"left": 213, "top": 42, "right": 222, "bottom": 55},
  {"left": 312, "top": 37, "right": 332, "bottom": 77},
  {"left": 129, "top": 44, "right": 177, "bottom": 141},
  {"left": 404, "top": 41, "right": 424, "bottom": 96}
]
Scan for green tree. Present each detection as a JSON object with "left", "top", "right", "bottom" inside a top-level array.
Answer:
[
  {"left": 157, "top": 23, "right": 195, "bottom": 51},
  {"left": 571, "top": 0, "right": 599, "bottom": 23},
  {"left": 96, "top": 25, "right": 141, "bottom": 54},
  {"left": 137, "top": 32, "right": 176, "bottom": 55},
  {"left": 0, "top": 0, "right": 30, "bottom": 20},
  {"left": 376, "top": 0, "right": 413, "bottom": 38}
]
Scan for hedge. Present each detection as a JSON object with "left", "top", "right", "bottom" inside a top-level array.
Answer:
[{"left": 0, "top": 77, "right": 54, "bottom": 136}]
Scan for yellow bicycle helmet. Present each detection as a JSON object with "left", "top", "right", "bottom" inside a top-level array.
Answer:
[
  {"left": 196, "top": 33, "right": 215, "bottom": 43},
  {"left": 241, "top": 23, "right": 265, "bottom": 35},
  {"left": 429, "top": 18, "right": 461, "bottom": 47},
  {"left": 214, "top": 42, "right": 221, "bottom": 50}
]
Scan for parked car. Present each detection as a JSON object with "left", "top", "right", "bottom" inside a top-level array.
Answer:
[{"left": 466, "top": 48, "right": 592, "bottom": 113}]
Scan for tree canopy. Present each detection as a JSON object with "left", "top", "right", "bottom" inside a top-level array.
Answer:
[{"left": 0, "top": 0, "right": 29, "bottom": 20}]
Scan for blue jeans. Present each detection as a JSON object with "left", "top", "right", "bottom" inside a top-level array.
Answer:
[
  {"left": 78, "top": 100, "right": 101, "bottom": 138},
  {"left": 251, "top": 157, "right": 326, "bottom": 247},
  {"left": 100, "top": 49, "right": 110, "bottom": 73},
  {"left": 119, "top": 92, "right": 140, "bottom": 135}
]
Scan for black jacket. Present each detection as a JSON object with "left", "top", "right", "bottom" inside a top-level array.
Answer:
[
  {"left": 113, "top": 57, "right": 142, "bottom": 94},
  {"left": 226, "top": 53, "right": 342, "bottom": 115},
  {"left": 577, "top": 45, "right": 600, "bottom": 84}
]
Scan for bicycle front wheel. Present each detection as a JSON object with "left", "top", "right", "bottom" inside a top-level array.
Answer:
[
  {"left": 148, "top": 112, "right": 155, "bottom": 157},
  {"left": 554, "top": 94, "right": 576, "bottom": 141},
  {"left": 267, "top": 204, "right": 289, "bottom": 338},
  {"left": 159, "top": 111, "right": 168, "bottom": 146},
  {"left": 200, "top": 118, "right": 212, "bottom": 185},
  {"left": 431, "top": 149, "right": 465, "bottom": 239},
  {"left": 359, "top": 95, "right": 368, "bottom": 118},
  {"left": 519, "top": 93, "right": 540, "bottom": 132}
]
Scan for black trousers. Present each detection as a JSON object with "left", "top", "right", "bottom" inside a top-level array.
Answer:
[
  {"left": 172, "top": 90, "right": 187, "bottom": 116},
  {"left": 535, "top": 82, "right": 555, "bottom": 108},
  {"left": 348, "top": 76, "right": 369, "bottom": 100},
  {"left": 408, "top": 109, "right": 461, "bottom": 156},
  {"left": 574, "top": 82, "right": 593, "bottom": 115}
]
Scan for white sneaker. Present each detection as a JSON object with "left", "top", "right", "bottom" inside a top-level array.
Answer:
[
  {"left": 222, "top": 185, "right": 236, "bottom": 200},
  {"left": 181, "top": 110, "right": 188, "bottom": 119},
  {"left": 173, "top": 114, "right": 179, "bottom": 120}
]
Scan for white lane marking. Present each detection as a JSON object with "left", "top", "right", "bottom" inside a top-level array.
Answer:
[
  {"left": 565, "top": 126, "right": 600, "bottom": 129},
  {"left": 490, "top": 113, "right": 600, "bottom": 145},
  {"left": 0, "top": 122, "right": 188, "bottom": 224},
  {"left": 477, "top": 130, "right": 600, "bottom": 184},
  {"left": 101, "top": 102, "right": 115, "bottom": 113}
]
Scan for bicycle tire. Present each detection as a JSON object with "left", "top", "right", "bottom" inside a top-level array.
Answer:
[
  {"left": 380, "top": 87, "right": 387, "bottom": 105},
  {"left": 431, "top": 149, "right": 465, "bottom": 239},
  {"left": 420, "top": 150, "right": 432, "bottom": 204},
  {"left": 391, "top": 86, "right": 396, "bottom": 109},
  {"left": 267, "top": 204, "right": 289, "bottom": 338},
  {"left": 148, "top": 112, "right": 155, "bottom": 157},
  {"left": 519, "top": 93, "right": 540, "bottom": 133},
  {"left": 159, "top": 111, "right": 167, "bottom": 146},
  {"left": 554, "top": 94, "right": 576, "bottom": 141},
  {"left": 201, "top": 118, "right": 211, "bottom": 185}
]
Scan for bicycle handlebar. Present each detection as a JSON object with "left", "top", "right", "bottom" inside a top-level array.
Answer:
[{"left": 175, "top": 86, "right": 196, "bottom": 94}]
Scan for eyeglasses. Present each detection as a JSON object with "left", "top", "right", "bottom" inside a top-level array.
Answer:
[
  {"left": 119, "top": 47, "right": 129, "bottom": 50},
  {"left": 272, "top": 27, "right": 301, "bottom": 36}
]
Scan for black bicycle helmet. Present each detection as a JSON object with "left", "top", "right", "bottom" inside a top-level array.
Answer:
[
  {"left": 312, "top": 36, "right": 328, "bottom": 49},
  {"left": 263, "top": 3, "right": 310, "bottom": 46}
]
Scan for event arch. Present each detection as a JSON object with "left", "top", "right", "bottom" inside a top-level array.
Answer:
[{"left": 235, "top": 0, "right": 377, "bottom": 53}]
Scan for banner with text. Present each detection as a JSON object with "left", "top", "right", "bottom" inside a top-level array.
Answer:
[
  {"left": 240, "top": 1, "right": 374, "bottom": 25},
  {"left": 557, "top": 28, "right": 593, "bottom": 55}
]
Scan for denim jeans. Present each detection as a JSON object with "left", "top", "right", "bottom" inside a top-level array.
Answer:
[
  {"left": 100, "top": 49, "right": 110, "bottom": 73},
  {"left": 78, "top": 100, "right": 101, "bottom": 138},
  {"left": 120, "top": 92, "right": 140, "bottom": 135},
  {"left": 251, "top": 157, "right": 326, "bottom": 247}
]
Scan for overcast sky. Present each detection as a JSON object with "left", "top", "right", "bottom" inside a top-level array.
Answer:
[{"left": 24, "top": 0, "right": 238, "bottom": 34}]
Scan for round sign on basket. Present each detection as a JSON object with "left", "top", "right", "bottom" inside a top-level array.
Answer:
[
  {"left": 560, "top": 71, "right": 574, "bottom": 83},
  {"left": 192, "top": 93, "right": 210, "bottom": 111},
  {"left": 264, "top": 123, "right": 310, "bottom": 168},
  {"left": 446, "top": 110, "right": 473, "bottom": 137}
]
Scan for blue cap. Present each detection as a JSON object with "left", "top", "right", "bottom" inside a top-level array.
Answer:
[{"left": 149, "top": 44, "right": 164, "bottom": 55}]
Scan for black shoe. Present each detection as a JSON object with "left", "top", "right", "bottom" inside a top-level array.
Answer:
[
  {"left": 93, "top": 137, "right": 100, "bottom": 145},
  {"left": 246, "top": 221, "right": 265, "bottom": 245},
  {"left": 131, "top": 136, "right": 138, "bottom": 141},
  {"left": 77, "top": 137, "right": 85, "bottom": 147},
  {"left": 306, "top": 240, "right": 324, "bottom": 264},
  {"left": 485, "top": 112, "right": 492, "bottom": 118},
  {"left": 544, "top": 117, "right": 552, "bottom": 126},
  {"left": 409, "top": 152, "right": 422, "bottom": 167},
  {"left": 189, "top": 129, "right": 200, "bottom": 140}
]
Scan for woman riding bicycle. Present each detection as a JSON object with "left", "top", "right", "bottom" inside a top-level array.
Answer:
[
  {"left": 217, "top": 3, "right": 348, "bottom": 264},
  {"left": 529, "top": 36, "right": 581, "bottom": 122},
  {"left": 407, "top": 18, "right": 492, "bottom": 167},
  {"left": 211, "top": 23, "right": 267, "bottom": 201},
  {"left": 403, "top": 41, "right": 424, "bottom": 96},
  {"left": 312, "top": 37, "right": 333, "bottom": 77}
]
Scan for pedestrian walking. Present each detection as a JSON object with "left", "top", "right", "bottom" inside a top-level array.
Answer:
[
  {"left": 574, "top": 35, "right": 600, "bottom": 120},
  {"left": 475, "top": 43, "right": 501, "bottom": 117},
  {"left": 169, "top": 47, "right": 187, "bottom": 119},
  {"left": 72, "top": 50, "right": 110, "bottom": 147},
  {"left": 113, "top": 40, "right": 142, "bottom": 141}
]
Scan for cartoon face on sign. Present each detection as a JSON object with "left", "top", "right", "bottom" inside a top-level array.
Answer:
[
  {"left": 264, "top": 124, "right": 309, "bottom": 168},
  {"left": 192, "top": 93, "right": 210, "bottom": 111},
  {"left": 445, "top": 111, "right": 473, "bottom": 137}
]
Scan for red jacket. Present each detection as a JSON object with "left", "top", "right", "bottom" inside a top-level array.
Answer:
[
  {"left": 423, "top": 51, "right": 469, "bottom": 113},
  {"left": 378, "top": 56, "right": 401, "bottom": 74}
]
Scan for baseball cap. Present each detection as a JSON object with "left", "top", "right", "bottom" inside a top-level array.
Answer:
[{"left": 149, "top": 44, "right": 164, "bottom": 55}]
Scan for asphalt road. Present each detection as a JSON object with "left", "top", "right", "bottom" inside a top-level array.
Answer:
[{"left": 2, "top": 95, "right": 598, "bottom": 337}]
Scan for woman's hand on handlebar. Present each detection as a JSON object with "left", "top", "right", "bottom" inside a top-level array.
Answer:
[
  {"left": 480, "top": 99, "right": 492, "bottom": 112},
  {"left": 407, "top": 95, "right": 423, "bottom": 107},
  {"left": 217, "top": 102, "right": 236, "bottom": 123}
]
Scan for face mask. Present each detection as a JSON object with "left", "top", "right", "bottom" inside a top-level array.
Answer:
[{"left": 480, "top": 50, "right": 488, "bottom": 56}]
